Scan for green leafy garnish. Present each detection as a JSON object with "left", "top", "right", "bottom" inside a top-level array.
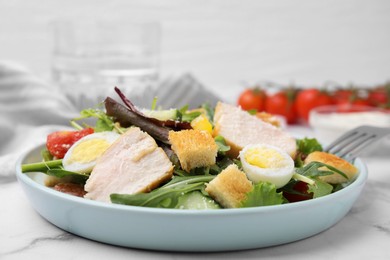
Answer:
[
  {"left": 307, "top": 179, "right": 333, "bottom": 198},
  {"left": 110, "top": 175, "right": 215, "bottom": 208},
  {"left": 240, "top": 182, "right": 284, "bottom": 208},
  {"left": 296, "top": 161, "right": 348, "bottom": 179},
  {"left": 295, "top": 138, "right": 323, "bottom": 166},
  {"left": 214, "top": 135, "right": 230, "bottom": 154},
  {"left": 71, "top": 108, "right": 116, "bottom": 132},
  {"left": 177, "top": 105, "right": 201, "bottom": 122},
  {"left": 296, "top": 138, "right": 323, "bottom": 155}
]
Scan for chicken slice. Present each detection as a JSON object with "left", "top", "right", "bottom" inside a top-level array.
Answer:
[
  {"left": 84, "top": 127, "right": 173, "bottom": 203},
  {"left": 213, "top": 102, "right": 297, "bottom": 158}
]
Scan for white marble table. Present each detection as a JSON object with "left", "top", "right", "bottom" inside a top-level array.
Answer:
[
  {"left": 1, "top": 2, "right": 390, "bottom": 257},
  {"left": 1, "top": 126, "right": 390, "bottom": 260}
]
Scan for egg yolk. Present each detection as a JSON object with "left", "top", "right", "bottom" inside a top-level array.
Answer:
[
  {"left": 244, "top": 147, "right": 286, "bottom": 168},
  {"left": 191, "top": 114, "right": 213, "bottom": 134},
  {"left": 68, "top": 139, "right": 111, "bottom": 164}
]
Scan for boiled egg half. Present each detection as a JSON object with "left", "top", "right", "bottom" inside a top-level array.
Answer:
[
  {"left": 63, "top": 131, "right": 120, "bottom": 173},
  {"left": 239, "top": 144, "right": 294, "bottom": 188}
]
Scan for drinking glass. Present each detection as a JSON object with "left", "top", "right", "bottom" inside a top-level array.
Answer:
[{"left": 50, "top": 19, "right": 161, "bottom": 109}]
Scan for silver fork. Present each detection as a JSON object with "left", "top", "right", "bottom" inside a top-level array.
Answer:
[{"left": 324, "top": 125, "right": 390, "bottom": 161}]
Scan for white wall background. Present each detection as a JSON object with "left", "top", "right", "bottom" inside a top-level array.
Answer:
[{"left": 0, "top": 0, "right": 389, "bottom": 101}]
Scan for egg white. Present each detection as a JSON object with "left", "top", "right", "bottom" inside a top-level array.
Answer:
[
  {"left": 239, "top": 144, "right": 294, "bottom": 188},
  {"left": 62, "top": 131, "right": 120, "bottom": 173}
]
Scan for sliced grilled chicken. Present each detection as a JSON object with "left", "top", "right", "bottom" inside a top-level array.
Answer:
[
  {"left": 213, "top": 102, "right": 297, "bottom": 158},
  {"left": 84, "top": 127, "right": 173, "bottom": 203}
]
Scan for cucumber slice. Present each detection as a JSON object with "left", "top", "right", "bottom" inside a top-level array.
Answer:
[
  {"left": 142, "top": 109, "right": 178, "bottom": 121},
  {"left": 176, "top": 191, "right": 221, "bottom": 210}
]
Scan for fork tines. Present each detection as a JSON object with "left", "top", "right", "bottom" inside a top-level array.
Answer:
[{"left": 324, "top": 125, "right": 390, "bottom": 160}]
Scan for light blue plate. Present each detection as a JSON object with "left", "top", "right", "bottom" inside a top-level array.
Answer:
[{"left": 16, "top": 144, "right": 367, "bottom": 252}]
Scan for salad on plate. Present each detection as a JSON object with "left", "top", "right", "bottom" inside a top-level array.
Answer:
[{"left": 21, "top": 87, "right": 359, "bottom": 210}]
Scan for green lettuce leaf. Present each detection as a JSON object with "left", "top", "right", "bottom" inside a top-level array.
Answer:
[
  {"left": 296, "top": 138, "right": 323, "bottom": 155},
  {"left": 240, "top": 182, "right": 284, "bottom": 208},
  {"left": 295, "top": 138, "right": 323, "bottom": 166}
]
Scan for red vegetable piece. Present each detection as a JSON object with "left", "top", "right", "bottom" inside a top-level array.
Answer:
[
  {"left": 46, "top": 128, "right": 94, "bottom": 159},
  {"left": 283, "top": 181, "right": 313, "bottom": 203},
  {"left": 53, "top": 183, "right": 87, "bottom": 197}
]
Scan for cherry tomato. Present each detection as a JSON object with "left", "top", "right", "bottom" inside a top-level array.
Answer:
[
  {"left": 265, "top": 90, "right": 298, "bottom": 124},
  {"left": 283, "top": 181, "right": 313, "bottom": 203},
  {"left": 46, "top": 128, "right": 94, "bottom": 159},
  {"left": 295, "top": 89, "right": 333, "bottom": 122},
  {"left": 333, "top": 89, "right": 370, "bottom": 110},
  {"left": 237, "top": 88, "right": 266, "bottom": 111},
  {"left": 368, "top": 86, "right": 389, "bottom": 108}
]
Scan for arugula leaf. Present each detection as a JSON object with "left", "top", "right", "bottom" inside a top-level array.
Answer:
[
  {"left": 72, "top": 108, "right": 115, "bottom": 132},
  {"left": 296, "top": 161, "right": 348, "bottom": 180},
  {"left": 214, "top": 135, "right": 230, "bottom": 154},
  {"left": 308, "top": 178, "right": 333, "bottom": 198},
  {"left": 240, "top": 182, "right": 284, "bottom": 208},
  {"left": 111, "top": 175, "right": 215, "bottom": 208}
]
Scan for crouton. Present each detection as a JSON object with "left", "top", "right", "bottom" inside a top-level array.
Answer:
[
  {"left": 205, "top": 164, "right": 253, "bottom": 208},
  {"left": 304, "top": 151, "right": 358, "bottom": 184},
  {"left": 168, "top": 129, "right": 218, "bottom": 172},
  {"left": 213, "top": 102, "right": 296, "bottom": 158}
]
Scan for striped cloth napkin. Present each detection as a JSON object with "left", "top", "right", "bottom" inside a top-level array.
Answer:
[{"left": 0, "top": 62, "right": 221, "bottom": 181}]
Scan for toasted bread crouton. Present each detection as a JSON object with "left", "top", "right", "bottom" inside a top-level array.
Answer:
[
  {"left": 304, "top": 151, "right": 358, "bottom": 184},
  {"left": 213, "top": 102, "right": 296, "bottom": 158},
  {"left": 169, "top": 129, "right": 218, "bottom": 172},
  {"left": 205, "top": 164, "right": 253, "bottom": 208}
]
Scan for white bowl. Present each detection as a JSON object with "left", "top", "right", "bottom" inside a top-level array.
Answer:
[
  {"left": 309, "top": 105, "right": 390, "bottom": 145},
  {"left": 16, "top": 144, "right": 368, "bottom": 252}
]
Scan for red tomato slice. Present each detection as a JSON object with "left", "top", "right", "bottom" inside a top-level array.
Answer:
[{"left": 46, "top": 128, "right": 94, "bottom": 159}]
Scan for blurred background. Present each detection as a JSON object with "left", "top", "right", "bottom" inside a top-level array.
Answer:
[{"left": 1, "top": 0, "right": 389, "bottom": 103}]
